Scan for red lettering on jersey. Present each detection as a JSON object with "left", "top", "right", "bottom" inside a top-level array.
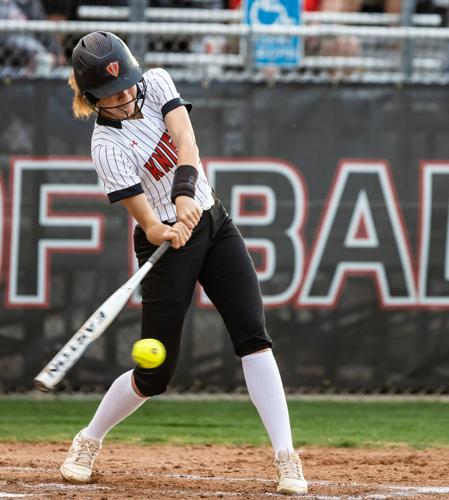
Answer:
[
  {"left": 153, "top": 147, "right": 176, "bottom": 173},
  {"left": 144, "top": 132, "right": 178, "bottom": 181},
  {"left": 161, "top": 132, "right": 178, "bottom": 158},
  {"left": 159, "top": 140, "right": 177, "bottom": 164},
  {"left": 144, "top": 159, "right": 164, "bottom": 180}
]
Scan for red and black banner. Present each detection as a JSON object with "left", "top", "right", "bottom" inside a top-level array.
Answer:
[{"left": 1, "top": 80, "right": 449, "bottom": 392}]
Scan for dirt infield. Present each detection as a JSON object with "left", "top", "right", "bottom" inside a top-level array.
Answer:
[{"left": 0, "top": 443, "right": 448, "bottom": 499}]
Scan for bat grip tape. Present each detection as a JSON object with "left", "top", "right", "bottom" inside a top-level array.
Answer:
[{"left": 147, "top": 240, "right": 171, "bottom": 265}]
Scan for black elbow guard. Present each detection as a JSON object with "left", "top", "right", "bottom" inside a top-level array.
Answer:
[{"left": 171, "top": 164, "right": 198, "bottom": 204}]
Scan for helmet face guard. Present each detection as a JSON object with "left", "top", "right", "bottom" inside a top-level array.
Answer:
[
  {"left": 96, "top": 78, "right": 147, "bottom": 120},
  {"left": 72, "top": 31, "right": 143, "bottom": 102}
]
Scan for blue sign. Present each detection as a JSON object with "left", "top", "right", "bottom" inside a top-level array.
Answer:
[{"left": 244, "top": 0, "right": 302, "bottom": 68}]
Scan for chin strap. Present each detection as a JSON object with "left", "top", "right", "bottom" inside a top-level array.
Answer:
[{"left": 89, "top": 78, "right": 147, "bottom": 120}]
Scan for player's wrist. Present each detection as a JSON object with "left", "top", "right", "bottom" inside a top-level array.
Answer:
[
  {"left": 171, "top": 165, "right": 198, "bottom": 204},
  {"left": 175, "top": 195, "right": 194, "bottom": 206},
  {"left": 145, "top": 222, "right": 167, "bottom": 245}
]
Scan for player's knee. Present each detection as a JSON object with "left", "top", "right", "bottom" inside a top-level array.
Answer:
[
  {"left": 136, "top": 380, "right": 169, "bottom": 397},
  {"left": 235, "top": 332, "right": 273, "bottom": 358},
  {"left": 132, "top": 366, "right": 173, "bottom": 397}
]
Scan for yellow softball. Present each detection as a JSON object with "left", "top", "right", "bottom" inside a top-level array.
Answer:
[{"left": 131, "top": 338, "right": 166, "bottom": 369}]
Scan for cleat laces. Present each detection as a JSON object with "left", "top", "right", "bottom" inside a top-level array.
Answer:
[
  {"left": 277, "top": 451, "right": 305, "bottom": 480},
  {"left": 69, "top": 439, "right": 100, "bottom": 468}
]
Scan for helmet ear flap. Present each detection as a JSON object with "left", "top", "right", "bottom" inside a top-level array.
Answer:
[{"left": 84, "top": 91, "right": 98, "bottom": 105}]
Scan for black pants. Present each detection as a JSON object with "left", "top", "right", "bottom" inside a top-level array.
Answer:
[{"left": 132, "top": 199, "right": 272, "bottom": 397}]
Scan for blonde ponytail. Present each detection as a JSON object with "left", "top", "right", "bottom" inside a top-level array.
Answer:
[{"left": 68, "top": 71, "right": 95, "bottom": 119}]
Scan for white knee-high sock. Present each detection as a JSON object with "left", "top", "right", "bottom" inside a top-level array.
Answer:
[
  {"left": 242, "top": 350, "right": 294, "bottom": 457},
  {"left": 83, "top": 370, "right": 148, "bottom": 442}
]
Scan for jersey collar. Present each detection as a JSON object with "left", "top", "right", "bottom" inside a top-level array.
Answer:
[{"left": 96, "top": 115, "right": 123, "bottom": 129}]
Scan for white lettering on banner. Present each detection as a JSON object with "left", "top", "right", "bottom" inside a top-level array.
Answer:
[
  {"left": 7, "top": 156, "right": 449, "bottom": 309},
  {"left": 199, "top": 159, "right": 306, "bottom": 307},
  {"left": 299, "top": 161, "right": 416, "bottom": 308},
  {"left": 244, "top": 238, "right": 276, "bottom": 281},
  {"left": 418, "top": 162, "right": 449, "bottom": 306},
  {"left": 231, "top": 185, "right": 276, "bottom": 226},
  {"left": 344, "top": 190, "right": 379, "bottom": 248},
  {"left": 8, "top": 158, "right": 105, "bottom": 307}
]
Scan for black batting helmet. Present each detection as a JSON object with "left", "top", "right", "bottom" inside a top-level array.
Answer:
[{"left": 72, "top": 31, "right": 142, "bottom": 102}]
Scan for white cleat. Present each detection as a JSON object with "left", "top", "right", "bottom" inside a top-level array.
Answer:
[
  {"left": 60, "top": 429, "right": 101, "bottom": 483},
  {"left": 275, "top": 450, "right": 308, "bottom": 495}
]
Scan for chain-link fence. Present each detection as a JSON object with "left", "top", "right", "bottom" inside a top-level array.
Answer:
[
  {"left": 1, "top": 6, "right": 449, "bottom": 82},
  {"left": 0, "top": 2, "right": 449, "bottom": 83}
]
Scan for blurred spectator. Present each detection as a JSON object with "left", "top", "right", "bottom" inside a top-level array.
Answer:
[
  {"left": 41, "top": 0, "right": 129, "bottom": 22},
  {"left": 41, "top": 0, "right": 130, "bottom": 60},
  {"left": 41, "top": 0, "right": 77, "bottom": 20},
  {"left": 409, "top": 0, "right": 448, "bottom": 21},
  {"left": 305, "top": 0, "right": 362, "bottom": 61},
  {"left": 0, "top": 0, "right": 64, "bottom": 75},
  {"left": 40, "top": 1, "right": 78, "bottom": 61},
  {"left": 361, "top": 0, "right": 401, "bottom": 12},
  {"left": 362, "top": 0, "right": 447, "bottom": 15},
  {"left": 362, "top": 0, "right": 448, "bottom": 25},
  {"left": 415, "top": 0, "right": 448, "bottom": 15},
  {"left": 318, "top": 0, "right": 363, "bottom": 11}
]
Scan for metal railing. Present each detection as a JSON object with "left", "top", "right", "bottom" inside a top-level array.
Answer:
[
  {"left": 1, "top": 17, "right": 449, "bottom": 83},
  {"left": 77, "top": 6, "right": 443, "bottom": 26}
]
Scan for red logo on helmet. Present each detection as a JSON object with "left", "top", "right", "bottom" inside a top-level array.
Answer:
[{"left": 106, "top": 61, "right": 119, "bottom": 78}]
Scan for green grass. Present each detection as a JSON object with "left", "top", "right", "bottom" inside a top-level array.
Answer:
[{"left": 0, "top": 399, "right": 448, "bottom": 448}]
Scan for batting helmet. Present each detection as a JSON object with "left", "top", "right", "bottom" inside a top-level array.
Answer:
[{"left": 72, "top": 31, "right": 142, "bottom": 102}]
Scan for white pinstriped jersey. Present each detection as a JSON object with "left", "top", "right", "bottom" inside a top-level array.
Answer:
[{"left": 91, "top": 68, "right": 214, "bottom": 222}]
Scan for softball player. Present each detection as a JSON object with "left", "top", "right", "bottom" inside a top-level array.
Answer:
[{"left": 60, "top": 31, "right": 307, "bottom": 496}]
